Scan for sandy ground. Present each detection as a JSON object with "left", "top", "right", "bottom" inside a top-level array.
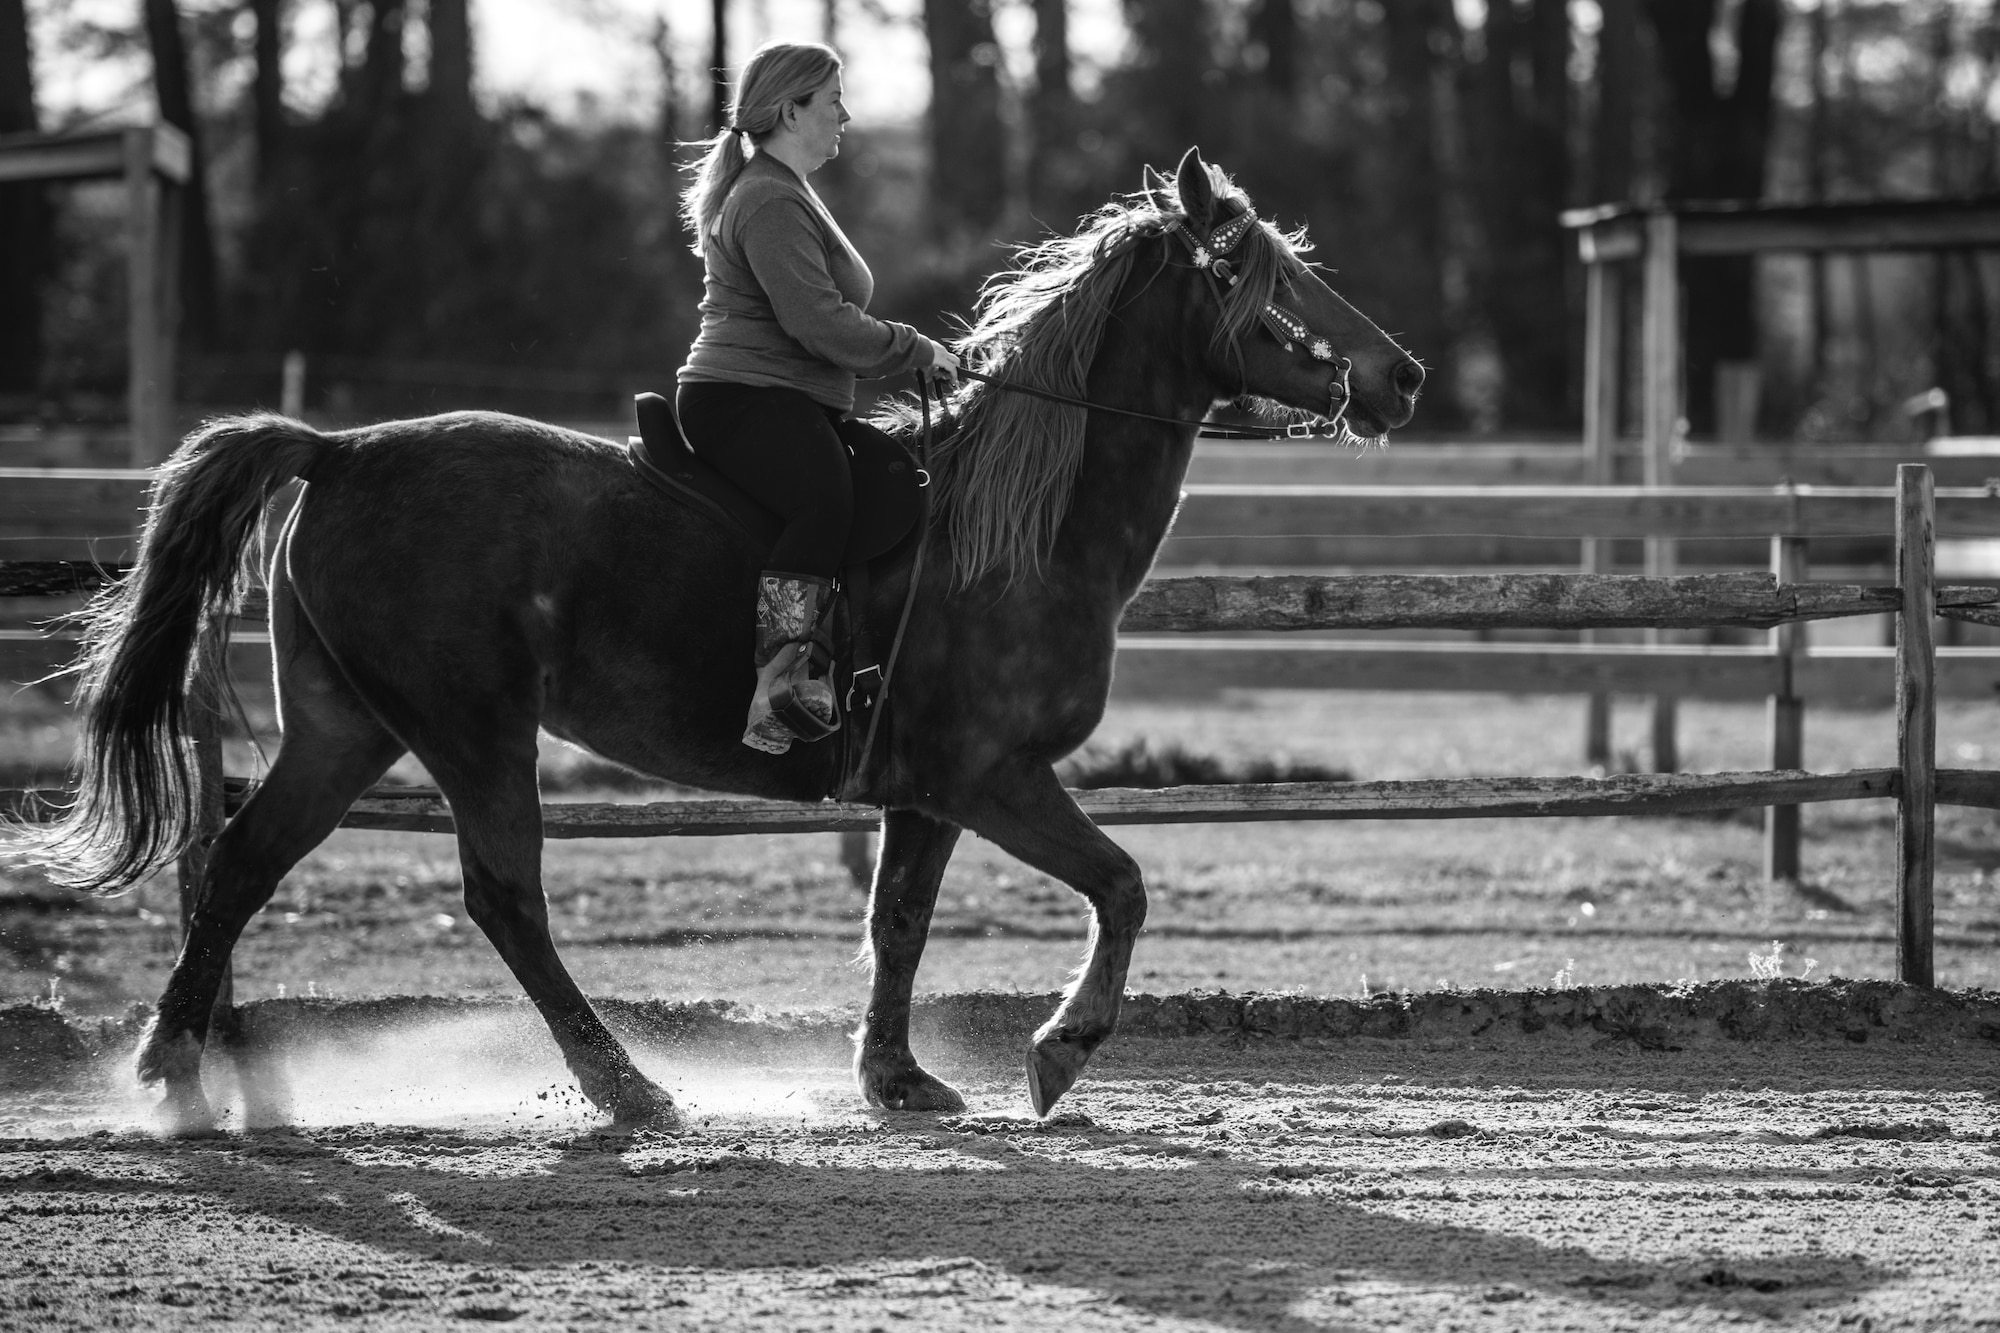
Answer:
[
  {"left": 6, "top": 688, "right": 2000, "bottom": 1328},
  {"left": 3, "top": 990, "right": 1999, "bottom": 1332}
]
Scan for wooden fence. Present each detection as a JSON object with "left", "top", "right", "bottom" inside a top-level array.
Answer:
[{"left": 4, "top": 463, "right": 1998, "bottom": 985}]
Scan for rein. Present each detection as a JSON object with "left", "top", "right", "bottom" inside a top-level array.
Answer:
[{"left": 956, "top": 366, "right": 1347, "bottom": 441}]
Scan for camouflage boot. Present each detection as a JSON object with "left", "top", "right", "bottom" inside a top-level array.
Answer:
[{"left": 742, "top": 573, "right": 840, "bottom": 754}]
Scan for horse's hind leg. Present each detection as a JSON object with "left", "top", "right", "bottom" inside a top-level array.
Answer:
[
  {"left": 426, "top": 750, "right": 677, "bottom": 1128},
  {"left": 138, "top": 649, "right": 406, "bottom": 1132},
  {"left": 955, "top": 761, "right": 1147, "bottom": 1117},
  {"left": 853, "top": 809, "right": 965, "bottom": 1111}
]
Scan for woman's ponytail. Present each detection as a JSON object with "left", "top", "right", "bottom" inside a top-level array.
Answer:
[
  {"left": 677, "top": 41, "right": 842, "bottom": 256},
  {"left": 680, "top": 129, "right": 749, "bottom": 256}
]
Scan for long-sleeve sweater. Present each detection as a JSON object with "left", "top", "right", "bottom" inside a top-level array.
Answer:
[{"left": 679, "top": 152, "right": 929, "bottom": 413}]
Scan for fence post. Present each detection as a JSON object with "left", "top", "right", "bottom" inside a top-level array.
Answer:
[
  {"left": 1764, "top": 531, "right": 1807, "bottom": 881},
  {"left": 178, "top": 652, "right": 230, "bottom": 1012},
  {"left": 1581, "top": 259, "right": 1621, "bottom": 765},
  {"left": 1642, "top": 210, "right": 1681, "bottom": 773},
  {"left": 1895, "top": 463, "right": 1936, "bottom": 987}
]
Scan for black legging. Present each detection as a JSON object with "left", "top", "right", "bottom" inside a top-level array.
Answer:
[{"left": 677, "top": 381, "right": 898, "bottom": 580}]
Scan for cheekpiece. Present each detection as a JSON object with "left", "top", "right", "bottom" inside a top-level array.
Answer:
[
  {"left": 1258, "top": 304, "right": 1339, "bottom": 362},
  {"left": 1263, "top": 304, "right": 1310, "bottom": 342}
]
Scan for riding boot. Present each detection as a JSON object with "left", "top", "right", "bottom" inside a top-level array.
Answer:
[{"left": 742, "top": 573, "right": 840, "bottom": 754}]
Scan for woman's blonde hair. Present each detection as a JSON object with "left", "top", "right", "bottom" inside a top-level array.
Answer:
[{"left": 679, "top": 41, "right": 843, "bottom": 255}]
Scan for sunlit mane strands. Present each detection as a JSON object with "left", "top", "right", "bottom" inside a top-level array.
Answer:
[
  {"left": 895, "top": 167, "right": 1310, "bottom": 588},
  {"left": 924, "top": 218, "right": 1139, "bottom": 588}
]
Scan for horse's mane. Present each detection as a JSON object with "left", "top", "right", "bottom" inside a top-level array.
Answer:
[{"left": 875, "top": 165, "right": 1310, "bottom": 588}]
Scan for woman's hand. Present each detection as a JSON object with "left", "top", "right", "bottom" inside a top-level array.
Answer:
[{"left": 924, "top": 338, "right": 960, "bottom": 389}]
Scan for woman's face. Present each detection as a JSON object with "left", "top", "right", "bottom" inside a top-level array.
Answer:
[{"left": 788, "top": 71, "right": 849, "bottom": 165}]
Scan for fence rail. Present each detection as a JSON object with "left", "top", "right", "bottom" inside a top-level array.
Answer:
[
  {"left": 10, "top": 469, "right": 2000, "bottom": 557},
  {"left": 13, "top": 567, "right": 2000, "bottom": 706}
]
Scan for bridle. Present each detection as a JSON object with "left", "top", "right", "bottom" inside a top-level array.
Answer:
[
  {"left": 841, "top": 203, "right": 1364, "bottom": 798},
  {"left": 955, "top": 203, "right": 1361, "bottom": 444},
  {"left": 1163, "top": 206, "right": 1354, "bottom": 432}
]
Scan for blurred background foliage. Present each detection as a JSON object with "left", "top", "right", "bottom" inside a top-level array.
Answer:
[{"left": 2, "top": 0, "right": 1998, "bottom": 439}]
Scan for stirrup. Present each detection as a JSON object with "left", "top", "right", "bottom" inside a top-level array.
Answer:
[{"left": 771, "top": 661, "right": 840, "bottom": 741}]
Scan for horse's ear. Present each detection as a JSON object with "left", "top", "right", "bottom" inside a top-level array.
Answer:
[
  {"left": 1174, "top": 147, "right": 1216, "bottom": 228},
  {"left": 1140, "top": 163, "right": 1175, "bottom": 215}
]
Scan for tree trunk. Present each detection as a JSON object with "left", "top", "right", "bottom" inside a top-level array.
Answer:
[
  {"left": 1927, "top": 9, "right": 1995, "bottom": 433},
  {"left": 1027, "top": 0, "right": 1084, "bottom": 225},
  {"left": 358, "top": 0, "right": 406, "bottom": 119},
  {"left": 1248, "top": 0, "right": 1296, "bottom": 102},
  {"left": 1642, "top": 0, "right": 1782, "bottom": 436},
  {"left": 1379, "top": 0, "right": 1459, "bottom": 418},
  {"left": 1121, "top": 0, "right": 1210, "bottom": 169},
  {"left": 142, "top": 0, "right": 221, "bottom": 351},
  {"left": 1472, "top": 0, "right": 1573, "bottom": 428},
  {"left": 1807, "top": 0, "right": 1830, "bottom": 394},
  {"left": 428, "top": 0, "right": 473, "bottom": 128},
  {"left": 711, "top": 0, "right": 728, "bottom": 134},
  {"left": 251, "top": 0, "right": 284, "bottom": 181},
  {"left": 0, "top": 0, "right": 45, "bottom": 398},
  {"left": 924, "top": 0, "right": 1006, "bottom": 238},
  {"left": 1591, "top": 0, "right": 1636, "bottom": 204}
]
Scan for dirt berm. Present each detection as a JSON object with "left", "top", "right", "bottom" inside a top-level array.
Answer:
[{"left": 6, "top": 978, "right": 1998, "bottom": 1086}]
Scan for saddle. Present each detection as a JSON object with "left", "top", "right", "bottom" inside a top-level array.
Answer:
[{"left": 626, "top": 391, "right": 922, "bottom": 750}]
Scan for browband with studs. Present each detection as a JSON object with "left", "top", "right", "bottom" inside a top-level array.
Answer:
[{"left": 1164, "top": 208, "right": 1343, "bottom": 365}]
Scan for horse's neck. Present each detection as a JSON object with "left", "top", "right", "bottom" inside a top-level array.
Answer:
[{"left": 1056, "top": 323, "right": 1210, "bottom": 600}]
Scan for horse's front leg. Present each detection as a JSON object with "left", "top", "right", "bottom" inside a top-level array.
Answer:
[
  {"left": 853, "top": 808, "right": 966, "bottom": 1110},
  {"left": 955, "top": 761, "right": 1146, "bottom": 1116}
]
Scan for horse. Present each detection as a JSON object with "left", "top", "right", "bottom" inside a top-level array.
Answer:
[{"left": 15, "top": 147, "right": 1421, "bottom": 1132}]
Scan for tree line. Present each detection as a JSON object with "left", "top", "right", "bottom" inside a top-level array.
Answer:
[{"left": 0, "top": 0, "right": 1994, "bottom": 437}]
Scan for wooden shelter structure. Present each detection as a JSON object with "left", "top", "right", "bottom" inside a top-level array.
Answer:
[
  {"left": 1561, "top": 197, "right": 2000, "bottom": 874},
  {"left": 0, "top": 125, "right": 191, "bottom": 465}
]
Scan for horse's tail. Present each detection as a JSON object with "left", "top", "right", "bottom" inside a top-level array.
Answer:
[{"left": 12, "top": 413, "right": 333, "bottom": 894}]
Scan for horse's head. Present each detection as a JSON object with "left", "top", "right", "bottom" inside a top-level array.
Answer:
[{"left": 1144, "top": 147, "right": 1423, "bottom": 441}]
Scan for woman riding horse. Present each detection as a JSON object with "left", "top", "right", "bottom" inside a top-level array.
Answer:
[
  {"left": 15, "top": 145, "right": 1421, "bottom": 1133},
  {"left": 677, "top": 41, "right": 960, "bottom": 753}
]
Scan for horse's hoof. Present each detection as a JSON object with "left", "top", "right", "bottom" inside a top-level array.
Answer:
[
  {"left": 608, "top": 1078, "right": 681, "bottom": 1132},
  {"left": 156, "top": 1083, "right": 222, "bottom": 1138},
  {"left": 856, "top": 1060, "right": 967, "bottom": 1113},
  {"left": 134, "top": 1021, "right": 202, "bottom": 1089},
  {"left": 1025, "top": 1028, "right": 1098, "bottom": 1118}
]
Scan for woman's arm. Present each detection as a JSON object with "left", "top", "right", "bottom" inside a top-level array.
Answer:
[{"left": 739, "top": 196, "right": 932, "bottom": 379}]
